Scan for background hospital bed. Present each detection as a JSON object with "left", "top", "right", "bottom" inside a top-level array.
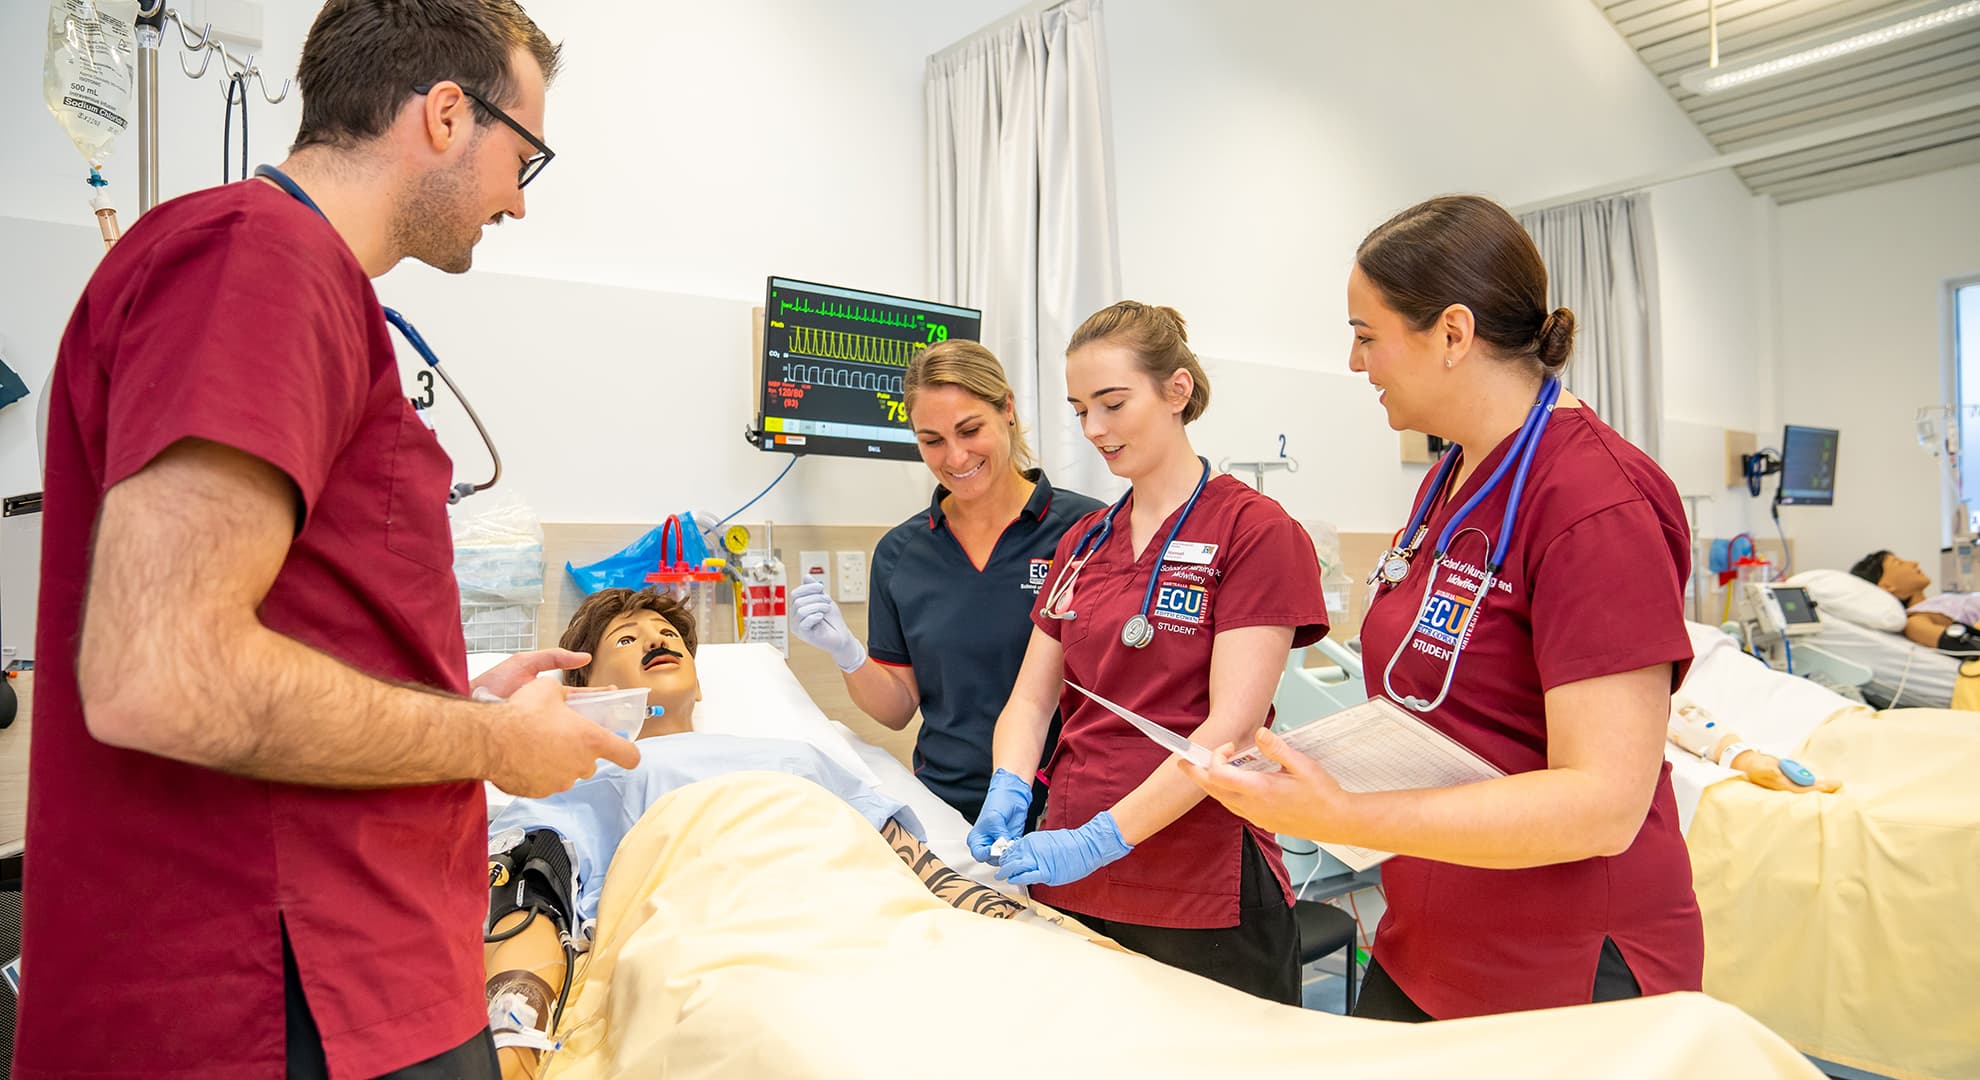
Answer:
[
  {"left": 1802, "top": 611, "right": 1965, "bottom": 709},
  {"left": 1674, "top": 621, "right": 1980, "bottom": 1079}
]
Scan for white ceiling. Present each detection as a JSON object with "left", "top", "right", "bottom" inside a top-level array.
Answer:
[{"left": 1595, "top": 0, "right": 1980, "bottom": 202}]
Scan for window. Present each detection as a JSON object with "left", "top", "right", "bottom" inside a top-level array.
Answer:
[{"left": 1957, "top": 278, "right": 1980, "bottom": 528}]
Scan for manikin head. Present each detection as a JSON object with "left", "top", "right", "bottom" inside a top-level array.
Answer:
[
  {"left": 560, "top": 588, "right": 701, "bottom": 739},
  {"left": 289, "top": 0, "right": 561, "bottom": 273},
  {"left": 1849, "top": 550, "right": 1931, "bottom": 606}
]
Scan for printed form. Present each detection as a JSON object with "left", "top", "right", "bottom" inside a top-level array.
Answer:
[{"left": 1228, "top": 697, "right": 1505, "bottom": 871}]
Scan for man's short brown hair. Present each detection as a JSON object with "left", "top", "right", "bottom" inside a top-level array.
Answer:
[
  {"left": 559, "top": 589, "right": 698, "bottom": 687},
  {"left": 291, "top": 0, "right": 562, "bottom": 152}
]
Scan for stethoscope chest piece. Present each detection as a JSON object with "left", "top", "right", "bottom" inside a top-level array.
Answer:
[{"left": 1121, "top": 613, "right": 1154, "bottom": 649}]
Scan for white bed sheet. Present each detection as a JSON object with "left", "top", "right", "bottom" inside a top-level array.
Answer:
[
  {"left": 1804, "top": 612, "right": 1957, "bottom": 708},
  {"left": 469, "top": 644, "right": 1006, "bottom": 891},
  {"left": 1667, "top": 622, "right": 1860, "bottom": 831}
]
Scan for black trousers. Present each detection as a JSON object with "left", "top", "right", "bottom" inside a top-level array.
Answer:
[
  {"left": 1353, "top": 936, "right": 1643, "bottom": 1022},
  {"left": 285, "top": 929, "right": 499, "bottom": 1079},
  {"left": 1067, "top": 833, "right": 1301, "bottom": 1005}
]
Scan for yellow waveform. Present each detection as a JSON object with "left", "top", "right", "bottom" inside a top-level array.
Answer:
[{"left": 788, "top": 326, "right": 924, "bottom": 368}]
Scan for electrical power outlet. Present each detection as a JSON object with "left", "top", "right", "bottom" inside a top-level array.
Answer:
[
  {"left": 835, "top": 551, "right": 867, "bottom": 604},
  {"left": 798, "top": 550, "right": 830, "bottom": 588}
]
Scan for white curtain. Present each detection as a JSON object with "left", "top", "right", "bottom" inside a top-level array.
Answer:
[
  {"left": 1519, "top": 194, "right": 1663, "bottom": 458},
  {"left": 926, "top": 0, "right": 1122, "bottom": 498}
]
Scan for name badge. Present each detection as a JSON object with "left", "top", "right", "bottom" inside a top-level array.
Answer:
[{"left": 1163, "top": 541, "right": 1217, "bottom": 565}]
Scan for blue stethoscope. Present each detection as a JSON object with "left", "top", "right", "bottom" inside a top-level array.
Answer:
[
  {"left": 1042, "top": 456, "right": 1212, "bottom": 649},
  {"left": 1375, "top": 378, "right": 1561, "bottom": 712},
  {"left": 253, "top": 164, "right": 501, "bottom": 504}
]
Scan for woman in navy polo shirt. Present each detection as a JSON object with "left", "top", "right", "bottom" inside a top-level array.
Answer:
[{"left": 791, "top": 341, "right": 1104, "bottom": 823}]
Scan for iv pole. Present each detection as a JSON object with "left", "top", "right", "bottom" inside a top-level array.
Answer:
[{"left": 130, "top": 0, "right": 291, "bottom": 214}]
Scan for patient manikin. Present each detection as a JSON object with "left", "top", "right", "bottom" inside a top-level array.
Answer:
[
  {"left": 1667, "top": 697, "right": 1840, "bottom": 794},
  {"left": 1849, "top": 550, "right": 1980, "bottom": 652},
  {"left": 483, "top": 589, "right": 1025, "bottom": 1076}
]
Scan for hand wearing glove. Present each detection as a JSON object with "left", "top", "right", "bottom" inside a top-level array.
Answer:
[
  {"left": 966, "top": 768, "right": 1034, "bottom": 863},
  {"left": 994, "top": 811, "right": 1132, "bottom": 887},
  {"left": 791, "top": 575, "right": 866, "bottom": 672}
]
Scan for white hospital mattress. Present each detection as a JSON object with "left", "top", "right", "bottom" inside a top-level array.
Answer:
[
  {"left": 1668, "top": 622, "right": 1860, "bottom": 831},
  {"left": 1805, "top": 613, "right": 1957, "bottom": 709}
]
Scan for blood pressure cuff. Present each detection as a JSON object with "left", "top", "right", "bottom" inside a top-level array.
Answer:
[
  {"left": 487, "top": 828, "right": 580, "bottom": 940},
  {"left": 1936, "top": 623, "right": 1977, "bottom": 652}
]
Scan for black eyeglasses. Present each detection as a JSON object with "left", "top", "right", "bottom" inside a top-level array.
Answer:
[{"left": 413, "top": 82, "right": 554, "bottom": 189}]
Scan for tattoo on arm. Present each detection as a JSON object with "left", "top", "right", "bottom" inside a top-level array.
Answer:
[{"left": 880, "top": 818, "right": 1023, "bottom": 919}]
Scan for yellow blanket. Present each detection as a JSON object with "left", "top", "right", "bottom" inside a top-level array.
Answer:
[
  {"left": 1690, "top": 707, "right": 1980, "bottom": 1079},
  {"left": 544, "top": 772, "right": 1815, "bottom": 1080}
]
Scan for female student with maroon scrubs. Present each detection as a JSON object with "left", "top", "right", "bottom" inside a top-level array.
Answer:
[
  {"left": 1186, "top": 195, "right": 1704, "bottom": 1020},
  {"left": 967, "top": 302, "right": 1328, "bottom": 1003}
]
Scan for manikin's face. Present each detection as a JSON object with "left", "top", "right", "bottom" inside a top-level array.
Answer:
[
  {"left": 912, "top": 384, "right": 1018, "bottom": 501},
  {"left": 1879, "top": 554, "right": 1932, "bottom": 598},
  {"left": 394, "top": 48, "right": 546, "bottom": 273},
  {"left": 1065, "top": 340, "right": 1190, "bottom": 480},
  {"left": 584, "top": 609, "right": 699, "bottom": 736}
]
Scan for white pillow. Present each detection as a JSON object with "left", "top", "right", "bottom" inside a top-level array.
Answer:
[
  {"left": 465, "top": 644, "right": 883, "bottom": 791},
  {"left": 1786, "top": 569, "right": 1906, "bottom": 633}
]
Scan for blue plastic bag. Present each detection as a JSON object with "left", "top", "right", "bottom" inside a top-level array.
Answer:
[{"left": 565, "top": 512, "right": 714, "bottom": 595}]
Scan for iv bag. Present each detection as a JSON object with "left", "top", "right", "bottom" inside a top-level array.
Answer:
[{"left": 44, "top": 0, "right": 139, "bottom": 168}]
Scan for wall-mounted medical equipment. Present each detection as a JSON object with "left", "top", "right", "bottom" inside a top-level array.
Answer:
[
  {"left": 643, "top": 514, "right": 725, "bottom": 645},
  {"left": 1740, "top": 424, "right": 1840, "bottom": 504},
  {"left": 751, "top": 277, "right": 981, "bottom": 462},
  {"left": 1735, "top": 582, "right": 1823, "bottom": 644},
  {"left": 1736, "top": 424, "right": 1838, "bottom": 581}
]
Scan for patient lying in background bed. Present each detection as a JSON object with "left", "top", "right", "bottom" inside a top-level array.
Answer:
[{"left": 483, "top": 589, "right": 1034, "bottom": 1076}]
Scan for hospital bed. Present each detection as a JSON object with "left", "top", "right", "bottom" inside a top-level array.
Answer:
[
  {"left": 1802, "top": 611, "right": 1965, "bottom": 709},
  {"left": 471, "top": 642, "right": 1816, "bottom": 1079},
  {"left": 1672, "top": 621, "right": 1980, "bottom": 1079}
]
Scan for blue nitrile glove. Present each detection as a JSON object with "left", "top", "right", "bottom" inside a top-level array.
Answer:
[
  {"left": 994, "top": 811, "right": 1133, "bottom": 887},
  {"left": 966, "top": 768, "right": 1033, "bottom": 863},
  {"left": 791, "top": 576, "right": 866, "bottom": 672}
]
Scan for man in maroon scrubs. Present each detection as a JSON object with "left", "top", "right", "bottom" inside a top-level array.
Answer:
[{"left": 17, "top": 3, "right": 638, "bottom": 1077}]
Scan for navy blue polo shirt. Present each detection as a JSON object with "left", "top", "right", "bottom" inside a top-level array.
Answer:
[{"left": 868, "top": 469, "right": 1105, "bottom": 820}]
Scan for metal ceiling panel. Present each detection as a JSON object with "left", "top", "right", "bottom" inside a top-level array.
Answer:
[{"left": 1594, "top": 0, "right": 1980, "bottom": 200}]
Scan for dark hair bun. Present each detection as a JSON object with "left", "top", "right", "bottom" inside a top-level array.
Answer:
[{"left": 1536, "top": 307, "right": 1575, "bottom": 370}]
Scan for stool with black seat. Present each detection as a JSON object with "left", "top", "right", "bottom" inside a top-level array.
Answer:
[{"left": 1294, "top": 899, "right": 1359, "bottom": 1013}]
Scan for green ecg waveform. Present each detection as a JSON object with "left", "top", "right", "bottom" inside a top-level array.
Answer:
[
  {"left": 780, "top": 296, "right": 928, "bottom": 330},
  {"left": 788, "top": 326, "right": 924, "bottom": 368}
]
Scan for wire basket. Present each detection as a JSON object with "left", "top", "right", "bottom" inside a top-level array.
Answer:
[{"left": 462, "top": 602, "right": 539, "bottom": 654}]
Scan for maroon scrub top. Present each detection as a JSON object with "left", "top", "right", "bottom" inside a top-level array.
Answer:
[
  {"left": 20, "top": 182, "right": 485, "bottom": 1078},
  {"left": 1029, "top": 474, "right": 1327, "bottom": 929},
  {"left": 1360, "top": 404, "right": 1704, "bottom": 1019}
]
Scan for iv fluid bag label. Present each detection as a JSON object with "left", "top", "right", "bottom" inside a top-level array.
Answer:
[{"left": 44, "top": 0, "right": 139, "bottom": 165}]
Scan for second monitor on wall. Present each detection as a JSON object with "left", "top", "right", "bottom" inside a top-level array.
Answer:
[
  {"left": 1777, "top": 424, "right": 1840, "bottom": 506},
  {"left": 753, "top": 277, "right": 983, "bottom": 463}
]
